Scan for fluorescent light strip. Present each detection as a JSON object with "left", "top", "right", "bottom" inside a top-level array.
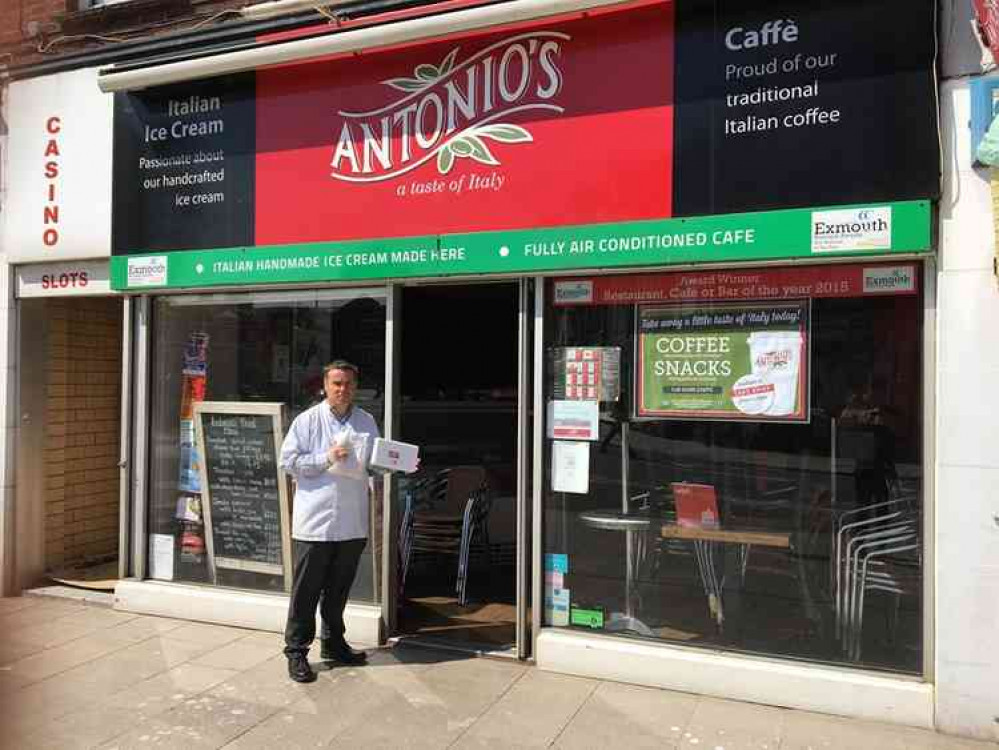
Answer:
[{"left": 98, "top": 0, "right": 640, "bottom": 92}]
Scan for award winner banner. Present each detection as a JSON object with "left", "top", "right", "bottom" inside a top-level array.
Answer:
[
  {"left": 637, "top": 301, "right": 809, "bottom": 421},
  {"left": 553, "top": 261, "right": 920, "bottom": 307},
  {"left": 110, "top": 0, "right": 937, "bottom": 289}
]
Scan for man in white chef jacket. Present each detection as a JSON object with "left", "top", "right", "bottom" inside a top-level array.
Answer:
[{"left": 279, "top": 359, "right": 378, "bottom": 683}]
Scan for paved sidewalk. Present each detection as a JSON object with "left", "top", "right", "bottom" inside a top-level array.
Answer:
[{"left": 0, "top": 592, "right": 995, "bottom": 750}]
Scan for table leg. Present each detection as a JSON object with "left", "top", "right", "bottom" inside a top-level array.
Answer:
[
  {"left": 694, "top": 540, "right": 725, "bottom": 631},
  {"left": 721, "top": 543, "right": 749, "bottom": 638},
  {"left": 605, "top": 527, "right": 656, "bottom": 637}
]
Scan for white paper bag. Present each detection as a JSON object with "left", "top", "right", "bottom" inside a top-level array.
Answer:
[{"left": 327, "top": 430, "right": 370, "bottom": 480}]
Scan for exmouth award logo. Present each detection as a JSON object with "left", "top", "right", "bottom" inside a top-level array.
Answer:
[{"left": 329, "top": 31, "right": 569, "bottom": 183}]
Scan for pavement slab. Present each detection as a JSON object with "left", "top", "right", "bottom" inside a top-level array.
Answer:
[
  {"left": 449, "top": 669, "right": 598, "bottom": 749},
  {"left": 0, "top": 599, "right": 95, "bottom": 633},
  {"left": 679, "top": 695, "right": 785, "bottom": 750},
  {"left": 189, "top": 637, "right": 279, "bottom": 672},
  {"left": 1, "top": 594, "right": 997, "bottom": 750},
  {"left": 552, "top": 681, "right": 700, "bottom": 750},
  {"left": 161, "top": 622, "right": 254, "bottom": 649},
  {"left": 0, "top": 596, "right": 41, "bottom": 616},
  {"left": 0, "top": 632, "right": 48, "bottom": 665}
]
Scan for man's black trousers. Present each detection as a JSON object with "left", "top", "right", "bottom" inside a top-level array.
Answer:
[{"left": 284, "top": 538, "right": 366, "bottom": 656}]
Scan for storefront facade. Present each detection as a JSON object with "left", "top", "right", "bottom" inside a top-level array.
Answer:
[
  {"left": 0, "top": 68, "right": 126, "bottom": 597},
  {"left": 25, "top": 0, "right": 950, "bottom": 730}
]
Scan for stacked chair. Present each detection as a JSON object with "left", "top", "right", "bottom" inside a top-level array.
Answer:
[
  {"left": 399, "top": 466, "right": 492, "bottom": 605},
  {"left": 832, "top": 492, "right": 920, "bottom": 661}
]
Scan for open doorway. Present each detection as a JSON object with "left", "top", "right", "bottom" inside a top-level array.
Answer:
[
  {"left": 397, "top": 283, "right": 519, "bottom": 652},
  {"left": 16, "top": 297, "right": 124, "bottom": 593}
]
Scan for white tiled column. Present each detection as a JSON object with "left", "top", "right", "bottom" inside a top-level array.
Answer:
[{"left": 935, "top": 80, "right": 999, "bottom": 741}]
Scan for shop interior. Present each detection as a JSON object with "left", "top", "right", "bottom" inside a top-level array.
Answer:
[
  {"left": 543, "top": 281, "right": 924, "bottom": 675},
  {"left": 147, "top": 284, "right": 522, "bottom": 652},
  {"left": 397, "top": 283, "right": 520, "bottom": 652},
  {"left": 148, "top": 291, "right": 387, "bottom": 600},
  {"left": 139, "top": 269, "right": 924, "bottom": 673}
]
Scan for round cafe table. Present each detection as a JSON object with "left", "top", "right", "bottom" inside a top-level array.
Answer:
[{"left": 577, "top": 509, "right": 656, "bottom": 637}]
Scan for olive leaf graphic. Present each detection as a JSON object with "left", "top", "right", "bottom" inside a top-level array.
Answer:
[
  {"left": 414, "top": 64, "right": 439, "bottom": 81},
  {"left": 437, "top": 147, "right": 456, "bottom": 175},
  {"left": 383, "top": 47, "right": 462, "bottom": 92},
  {"left": 381, "top": 78, "right": 426, "bottom": 93},
  {"left": 464, "top": 135, "right": 500, "bottom": 165},
  {"left": 439, "top": 48, "right": 459, "bottom": 75},
  {"left": 475, "top": 124, "right": 533, "bottom": 144},
  {"left": 435, "top": 124, "right": 533, "bottom": 175}
]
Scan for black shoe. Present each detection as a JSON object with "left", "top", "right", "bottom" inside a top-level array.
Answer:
[
  {"left": 287, "top": 653, "right": 317, "bottom": 683},
  {"left": 320, "top": 639, "right": 368, "bottom": 665}
]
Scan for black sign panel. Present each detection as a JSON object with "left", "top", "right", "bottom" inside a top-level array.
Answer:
[
  {"left": 112, "top": 74, "right": 256, "bottom": 255},
  {"left": 199, "top": 411, "right": 284, "bottom": 570},
  {"left": 672, "top": 0, "right": 939, "bottom": 216}
]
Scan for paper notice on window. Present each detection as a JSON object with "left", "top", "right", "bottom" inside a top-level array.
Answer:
[
  {"left": 545, "top": 587, "right": 570, "bottom": 627},
  {"left": 149, "top": 534, "right": 175, "bottom": 581},
  {"left": 551, "top": 440, "right": 590, "bottom": 494},
  {"left": 547, "top": 400, "right": 600, "bottom": 441}
]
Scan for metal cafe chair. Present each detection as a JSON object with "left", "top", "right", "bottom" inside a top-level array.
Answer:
[
  {"left": 456, "top": 486, "right": 493, "bottom": 605},
  {"left": 399, "top": 466, "right": 490, "bottom": 604},
  {"left": 398, "top": 470, "right": 449, "bottom": 592},
  {"left": 846, "top": 536, "right": 919, "bottom": 661},
  {"left": 832, "top": 496, "right": 911, "bottom": 633},
  {"left": 833, "top": 495, "right": 919, "bottom": 659},
  {"left": 633, "top": 486, "right": 693, "bottom": 560},
  {"left": 837, "top": 515, "right": 911, "bottom": 640}
]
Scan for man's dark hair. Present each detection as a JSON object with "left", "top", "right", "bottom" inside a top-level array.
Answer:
[{"left": 323, "top": 360, "right": 359, "bottom": 381}]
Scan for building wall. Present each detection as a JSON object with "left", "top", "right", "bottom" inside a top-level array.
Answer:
[
  {"left": 42, "top": 297, "right": 122, "bottom": 570},
  {"left": 0, "top": 0, "right": 66, "bottom": 51},
  {"left": 936, "top": 78, "right": 999, "bottom": 742},
  {"left": 940, "top": 0, "right": 992, "bottom": 79},
  {"left": 0, "top": 0, "right": 248, "bottom": 68}
]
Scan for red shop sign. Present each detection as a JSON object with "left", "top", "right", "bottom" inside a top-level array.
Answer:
[
  {"left": 553, "top": 262, "right": 919, "bottom": 307},
  {"left": 254, "top": 2, "right": 674, "bottom": 244}
]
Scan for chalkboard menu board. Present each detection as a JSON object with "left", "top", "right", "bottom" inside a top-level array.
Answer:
[{"left": 194, "top": 402, "right": 292, "bottom": 591}]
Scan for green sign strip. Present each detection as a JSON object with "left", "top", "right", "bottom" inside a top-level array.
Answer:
[{"left": 110, "top": 200, "right": 930, "bottom": 290}]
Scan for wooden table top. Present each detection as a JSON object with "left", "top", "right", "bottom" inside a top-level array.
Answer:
[{"left": 660, "top": 524, "right": 791, "bottom": 548}]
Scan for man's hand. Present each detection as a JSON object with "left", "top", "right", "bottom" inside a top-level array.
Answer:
[{"left": 329, "top": 444, "right": 350, "bottom": 463}]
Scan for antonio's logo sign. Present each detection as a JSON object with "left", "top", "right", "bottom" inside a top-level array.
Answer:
[{"left": 330, "top": 31, "right": 568, "bottom": 183}]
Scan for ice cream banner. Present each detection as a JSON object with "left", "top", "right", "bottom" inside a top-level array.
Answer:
[
  {"left": 109, "top": 0, "right": 937, "bottom": 290},
  {"left": 637, "top": 301, "right": 808, "bottom": 421}
]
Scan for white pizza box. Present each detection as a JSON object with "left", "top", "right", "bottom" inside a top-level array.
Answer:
[{"left": 370, "top": 437, "right": 420, "bottom": 473}]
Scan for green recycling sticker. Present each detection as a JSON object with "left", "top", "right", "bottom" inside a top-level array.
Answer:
[{"left": 570, "top": 606, "right": 605, "bottom": 629}]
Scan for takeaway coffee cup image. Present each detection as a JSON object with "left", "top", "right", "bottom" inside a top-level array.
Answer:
[{"left": 745, "top": 331, "right": 803, "bottom": 416}]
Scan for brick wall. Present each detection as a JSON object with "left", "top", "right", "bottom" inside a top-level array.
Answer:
[
  {"left": 44, "top": 297, "right": 122, "bottom": 570},
  {"left": 0, "top": 0, "right": 67, "bottom": 52},
  {"left": 0, "top": 0, "right": 249, "bottom": 67}
]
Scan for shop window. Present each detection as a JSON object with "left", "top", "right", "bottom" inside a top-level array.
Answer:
[
  {"left": 542, "top": 267, "right": 924, "bottom": 674},
  {"left": 148, "top": 290, "right": 386, "bottom": 602}
]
